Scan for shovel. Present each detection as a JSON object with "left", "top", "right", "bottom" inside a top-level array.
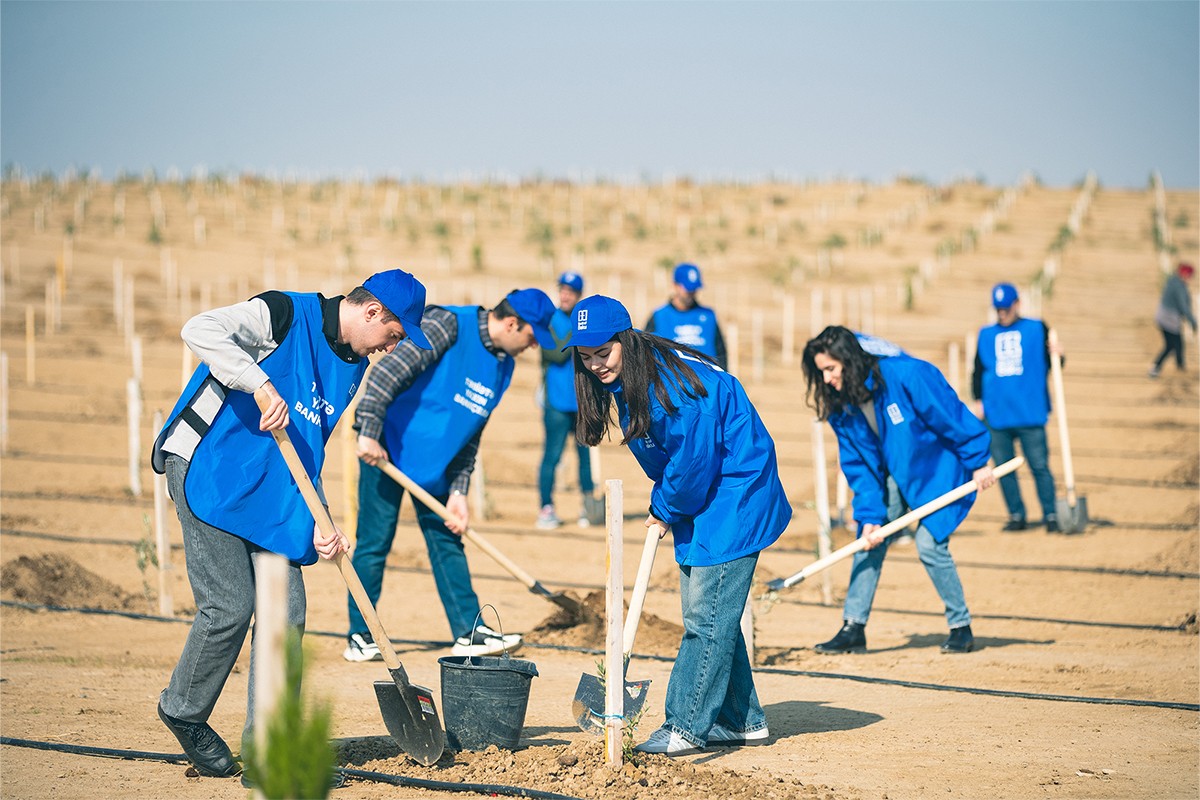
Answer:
[
  {"left": 254, "top": 390, "right": 445, "bottom": 766},
  {"left": 1048, "top": 328, "right": 1088, "bottom": 534},
  {"left": 765, "top": 457, "right": 1024, "bottom": 596},
  {"left": 571, "top": 523, "right": 662, "bottom": 733},
  {"left": 374, "top": 458, "right": 587, "bottom": 618}
]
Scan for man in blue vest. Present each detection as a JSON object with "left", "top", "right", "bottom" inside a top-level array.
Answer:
[
  {"left": 151, "top": 269, "right": 429, "bottom": 779},
  {"left": 646, "top": 262, "right": 728, "bottom": 370},
  {"left": 535, "top": 272, "right": 598, "bottom": 530},
  {"left": 972, "top": 282, "right": 1062, "bottom": 532},
  {"left": 346, "top": 288, "right": 556, "bottom": 662}
]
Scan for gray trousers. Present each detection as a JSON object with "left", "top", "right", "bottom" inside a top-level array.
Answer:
[{"left": 160, "top": 454, "right": 306, "bottom": 741}]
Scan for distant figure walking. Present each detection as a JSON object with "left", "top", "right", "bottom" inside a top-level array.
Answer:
[{"left": 1149, "top": 262, "right": 1197, "bottom": 377}]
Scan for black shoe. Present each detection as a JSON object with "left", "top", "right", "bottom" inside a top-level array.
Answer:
[
  {"left": 157, "top": 699, "right": 241, "bottom": 778},
  {"left": 814, "top": 621, "right": 866, "bottom": 654},
  {"left": 1044, "top": 516, "right": 1060, "bottom": 534},
  {"left": 1001, "top": 517, "right": 1027, "bottom": 532},
  {"left": 941, "top": 625, "right": 975, "bottom": 654}
]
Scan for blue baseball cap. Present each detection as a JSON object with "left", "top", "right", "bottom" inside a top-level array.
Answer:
[
  {"left": 991, "top": 283, "right": 1019, "bottom": 310},
  {"left": 563, "top": 295, "right": 632, "bottom": 349},
  {"left": 362, "top": 269, "right": 432, "bottom": 350},
  {"left": 673, "top": 263, "right": 703, "bottom": 291},
  {"left": 558, "top": 272, "right": 584, "bottom": 293},
  {"left": 505, "top": 288, "right": 556, "bottom": 349}
]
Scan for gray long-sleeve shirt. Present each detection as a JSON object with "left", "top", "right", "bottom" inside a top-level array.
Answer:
[{"left": 1156, "top": 274, "right": 1197, "bottom": 334}]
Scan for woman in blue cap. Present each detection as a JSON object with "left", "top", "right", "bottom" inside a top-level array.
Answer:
[{"left": 566, "top": 295, "right": 792, "bottom": 756}]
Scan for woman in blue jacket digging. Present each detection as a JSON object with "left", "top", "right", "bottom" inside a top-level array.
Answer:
[
  {"left": 566, "top": 295, "right": 792, "bottom": 757},
  {"left": 802, "top": 326, "right": 996, "bottom": 655}
]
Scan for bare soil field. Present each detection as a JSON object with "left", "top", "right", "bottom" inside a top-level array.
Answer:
[{"left": 1, "top": 175, "right": 1197, "bottom": 799}]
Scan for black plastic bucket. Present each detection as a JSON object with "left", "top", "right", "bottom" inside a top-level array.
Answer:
[{"left": 438, "top": 654, "right": 539, "bottom": 751}]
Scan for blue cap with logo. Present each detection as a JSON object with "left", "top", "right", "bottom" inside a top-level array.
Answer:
[
  {"left": 991, "top": 283, "right": 1019, "bottom": 310},
  {"left": 673, "top": 263, "right": 703, "bottom": 291},
  {"left": 505, "top": 288, "right": 557, "bottom": 349},
  {"left": 563, "top": 295, "right": 633, "bottom": 349},
  {"left": 557, "top": 272, "right": 584, "bottom": 293},
  {"left": 362, "top": 269, "right": 432, "bottom": 350}
]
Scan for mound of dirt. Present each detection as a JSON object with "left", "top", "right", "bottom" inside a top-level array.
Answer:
[
  {"left": 0, "top": 553, "right": 144, "bottom": 611},
  {"left": 524, "top": 590, "right": 683, "bottom": 657},
  {"left": 341, "top": 737, "right": 854, "bottom": 800},
  {"left": 1138, "top": 529, "right": 1200, "bottom": 574}
]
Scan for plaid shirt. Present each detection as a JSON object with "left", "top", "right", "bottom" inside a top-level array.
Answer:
[{"left": 355, "top": 305, "right": 501, "bottom": 495}]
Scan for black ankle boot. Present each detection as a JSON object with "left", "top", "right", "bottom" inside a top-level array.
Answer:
[
  {"left": 157, "top": 700, "right": 241, "bottom": 778},
  {"left": 814, "top": 621, "right": 866, "bottom": 654},
  {"left": 941, "top": 624, "right": 975, "bottom": 653}
]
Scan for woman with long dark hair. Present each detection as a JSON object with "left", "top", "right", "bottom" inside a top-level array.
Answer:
[
  {"left": 801, "top": 326, "right": 995, "bottom": 655},
  {"left": 567, "top": 295, "right": 792, "bottom": 756}
]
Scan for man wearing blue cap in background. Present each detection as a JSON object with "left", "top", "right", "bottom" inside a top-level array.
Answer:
[
  {"left": 971, "top": 283, "right": 1063, "bottom": 533},
  {"left": 152, "top": 269, "right": 429, "bottom": 779},
  {"left": 536, "top": 272, "right": 600, "bottom": 530},
  {"left": 345, "top": 287, "right": 557, "bottom": 662},
  {"left": 647, "top": 262, "right": 728, "bottom": 370}
]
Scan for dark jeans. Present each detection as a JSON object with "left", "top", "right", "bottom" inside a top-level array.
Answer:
[
  {"left": 1153, "top": 327, "right": 1185, "bottom": 371},
  {"left": 988, "top": 424, "right": 1058, "bottom": 522},
  {"left": 538, "top": 405, "right": 594, "bottom": 508},
  {"left": 349, "top": 461, "right": 481, "bottom": 641}
]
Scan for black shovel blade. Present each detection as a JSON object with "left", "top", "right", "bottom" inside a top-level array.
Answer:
[
  {"left": 374, "top": 673, "right": 445, "bottom": 766},
  {"left": 1055, "top": 495, "right": 1089, "bottom": 534},
  {"left": 570, "top": 672, "right": 652, "bottom": 734}
]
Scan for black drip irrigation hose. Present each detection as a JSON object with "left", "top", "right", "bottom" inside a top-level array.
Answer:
[
  {"left": 3, "top": 602, "right": 1197, "bottom": 714},
  {"left": 0, "top": 737, "right": 585, "bottom": 800}
]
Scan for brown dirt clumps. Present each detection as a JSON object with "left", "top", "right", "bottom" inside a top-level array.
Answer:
[
  {"left": 340, "top": 737, "right": 853, "bottom": 800},
  {"left": 525, "top": 590, "right": 683, "bottom": 658},
  {"left": 0, "top": 553, "right": 145, "bottom": 611}
]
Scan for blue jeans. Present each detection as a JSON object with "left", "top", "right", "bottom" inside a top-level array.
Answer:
[
  {"left": 161, "top": 455, "right": 306, "bottom": 739},
  {"left": 662, "top": 553, "right": 765, "bottom": 747},
  {"left": 538, "top": 405, "right": 593, "bottom": 508},
  {"left": 988, "top": 424, "right": 1057, "bottom": 522},
  {"left": 349, "top": 462, "right": 481, "bottom": 641},
  {"left": 843, "top": 477, "right": 971, "bottom": 629}
]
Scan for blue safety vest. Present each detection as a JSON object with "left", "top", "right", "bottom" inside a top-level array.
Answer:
[
  {"left": 977, "top": 318, "right": 1050, "bottom": 429},
  {"left": 383, "top": 306, "right": 515, "bottom": 496},
  {"left": 156, "top": 293, "right": 364, "bottom": 565},
  {"left": 650, "top": 303, "right": 720, "bottom": 359},
  {"left": 544, "top": 309, "right": 578, "bottom": 412}
]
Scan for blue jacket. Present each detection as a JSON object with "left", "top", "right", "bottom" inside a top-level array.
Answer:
[
  {"left": 976, "top": 318, "right": 1050, "bottom": 429},
  {"left": 830, "top": 354, "right": 991, "bottom": 543},
  {"left": 614, "top": 352, "right": 792, "bottom": 566}
]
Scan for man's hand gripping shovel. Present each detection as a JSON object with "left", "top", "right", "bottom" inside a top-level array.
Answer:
[
  {"left": 571, "top": 523, "right": 663, "bottom": 733},
  {"left": 254, "top": 389, "right": 445, "bottom": 765}
]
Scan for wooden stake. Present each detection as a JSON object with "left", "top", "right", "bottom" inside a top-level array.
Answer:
[
  {"left": 131, "top": 336, "right": 143, "bottom": 384},
  {"left": 112, "top": 259, "right": 124, "bottom": 326},
  {"left": 947, "top": 341, "right": 961, "bottom": 397},
  {"left": 252, "top": 552, "right": 289, "bottom": 777},
  {"left": 152, "top": 410, "right": 174, "bottom": 616},
  {"left": 810, "top": 419, "right": 834, "bottom": 605},
  {"left": 604, "top": 478, "right": 624, "bottom": 767},
  {"left": 471, "top": 453, "right": 488, "bottom": 522},
  {"left": 24, "top": 305, "right": 35, "bottom": 384},
  {"left": 127, "top": 378, "right": 143, "bottom": 497},
  {"left": 726, "top": 323, "right": 740, "bottom": 377},
  {"left": 341, "top": 406, "right": 358, "bottom": 543},
  {"left": 835, "top": 468, "right": 849, "bottom": 529},
  {"left": 124, "top": 278, "right": 135, "bottom": 351},
  {"left": 781, "top": 294, "right": 795, "bottom": 366}
]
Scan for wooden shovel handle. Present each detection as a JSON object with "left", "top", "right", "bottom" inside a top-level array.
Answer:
[
  {"left": 375, "top": 458, "right": 542, "bottom": 591},
  {"left": 252, "top": 388, "right": 404, "bottom": 670},
  {"left": 623, "top": 525, "right": 662, "bottom": 657},
  {"left": 1047, "top": 328, "right": 1077, "bottom": 503}
]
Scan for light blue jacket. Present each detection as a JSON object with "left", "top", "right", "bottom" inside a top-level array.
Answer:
[
  {"left": 614, "top": 352, "right": 792, "bottom": 566},
  {"left": 830, "top": 354, "right": 991, "bottom": 543}
]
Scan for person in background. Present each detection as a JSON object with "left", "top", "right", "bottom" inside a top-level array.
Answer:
[
  {"left": 646, "top": 262, "right": 728, "bottom": 370},
  {"left": 972, "top": 282, "right": 1063, "bottom": 533},
  {"left": 535, "top": 272, "right": 598, "bottom": 529},
  {"left": 1149, "top": 262, "right": 1197, "bottom": 377},
  {"left": 346, "top": 288, "right": 556, "bottom": 662},
  {"left": 569, "top": 295, "right": 792, "bottom": 756},
  {"left": 802, "top": 326, "right": 995, "bottom": 657},
  {"left": 151, "top": 269, "right": 428, "bottom": 778}
]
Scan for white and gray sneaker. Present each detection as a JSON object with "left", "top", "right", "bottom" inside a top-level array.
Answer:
[
  {"left": 343, "top": 632, "right": 383, "bottom": 663},
  {"left": 451, "top": 624, "right": 523, "bottom": 657},
  {"left": 633, "top": 727, "right": 703, "bottom": 756},
  {"left": 706, "top": 722, "right": 769, "bottom": 746}
]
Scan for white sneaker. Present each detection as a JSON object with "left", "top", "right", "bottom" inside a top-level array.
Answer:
[
  {"left": 633, "top": 727, "right": 703, "bottom": 756},
  {"left": 343, "top": 632, "right": 383, "bottom": 663},
  {"left": 706, "top": 722, "right": 769, "bottom": 746},
  {"left": 535, "top": 505, "right": 562, "bottom": 530},
  {"left": 451, "top": 624, "right": 523, "bottom": 657},
  {"left": 576, "top": 514, "right": 590, "bottom": 528}
]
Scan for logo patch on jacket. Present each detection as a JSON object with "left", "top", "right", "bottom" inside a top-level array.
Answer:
[{"left": 886, "top": 403, "right": 905, "bottom": 425}]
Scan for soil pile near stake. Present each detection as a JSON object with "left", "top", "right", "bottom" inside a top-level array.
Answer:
[
  {"left": 525, "top": 590, "right": 683, "bottom": 657},
  {"left": 1, "top": 553, "right": 144, "bottom": 611},
  {"left": 341, "top": 737, "right": 857, "bottom": 800}
]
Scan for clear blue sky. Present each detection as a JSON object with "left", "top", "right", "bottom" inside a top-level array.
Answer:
[{"left": 2, "top": 1, "right": 1197, "bottom": 188}]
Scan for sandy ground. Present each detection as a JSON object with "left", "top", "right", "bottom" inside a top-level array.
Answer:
[{"left": 1, "top": 176, "right": 1197, "bottom": 799}]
